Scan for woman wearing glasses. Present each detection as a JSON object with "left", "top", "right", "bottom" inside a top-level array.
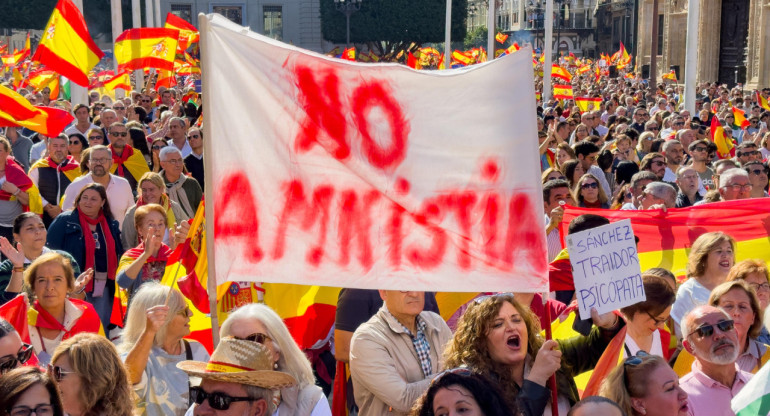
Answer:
[
  {"left": 727, "top": 259, "right": 770, "bottom": 344},
  {"left": 119, "top": 282, "right": 208, "bottom": 415},
  {"left": 0, "top": 366, "right": 64, "bottom": 416},
  {"left": 410, "top": 369, "right": 513, "bottom": 416},
  {"left": 671, "top": 232, "right": 736, "bottom": 336},
  {"left": 620, "top": 275, "right": 676, "bottom": 360},
  {"left": 444, "top": 293, "right": 623, "bottom": 416},
  {"left": 149, "top": 139, "right": 168, "bottom": 173},
  {"left": 49, "top": 333, "right": 133, "bottom": 416},
  {"left": 66, "top": 134, "right": 89, "bottom": 166},
  {"left": 121, "top": 173, "right": 188, "bottom": 250},
  {"left": 47, "top": 184, "right": 123, "bottom": 330},
  {"left": 599, "top": 353, "right": 689, "bottom": 416},
  {"left": 0, "top": 319, "right": 34, "bottom": 374},
  {"left": 0, "top": 253, "right": 102, "bottom": 366},
  {"left": 211, "top": 303, "right": 331, "bottom": 415},
  {"left": 573, "top": 174, "right": 610, "bottom": 209}
]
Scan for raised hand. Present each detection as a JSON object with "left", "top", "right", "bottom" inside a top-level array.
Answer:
[
  {"left": 145, "top": 305, "right": 170, "bottom": 334},
  {"left": 73, "top": 268, "right": 94, "bottom": 294},
  {"left": 0, "top": 238, "right": 24, "bottom": 268},
  {"left": 527, "top": 339, "right": 562, "bottom": 386}
]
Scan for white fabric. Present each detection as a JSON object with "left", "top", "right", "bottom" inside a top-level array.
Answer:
[
  {"left": 623, "top": 329, "right": 664, "bottom": 358},
  {"left": 200, "top": 15, "right": 547, "bottom": 292},
  {"left": 29, "top": 140, "right": 46, "bottom": 166},
  {"left": 61, "top": 173, "right": 134, "bottom": 227},
  {"left": 671, "top": 278, "right": 711, "bottom": 337},
  {"left": 64, "top": 123, "right": 99, "bottom": 137}
]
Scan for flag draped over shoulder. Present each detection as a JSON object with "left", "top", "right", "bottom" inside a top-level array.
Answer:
[
  {"left": 201, "top": 14, "right": 548, "bottom": 292},
  {"left": 560, "top": 200, "right": 770, "bottom": 278},
  {"left": 32, "top": 0, "right": 104, "bottom": 87},
  {"left": 0, "top": 84, "right": 73, "bottom": 137},
  {"left": 115, "top": 28, "right": 179, "bottom": 72}
]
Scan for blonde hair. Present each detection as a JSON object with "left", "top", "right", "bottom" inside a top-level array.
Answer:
[
  {"left": 727, "top": 259, "right": 770, "bottom": 286},
  {"left": 137, "top": 172, "right": 166, "bottom": 194},
  {"left": 221, "top": 304, "right": 316, "bottom": 388},
  {"left": 24, "top": 252, "right": 75, "bottom": 296},
  {"left": 117, "top": 282, "right": 187, "bottom": 353},
  {"left": 134, "top": 203, "right": 168, "bottom": 231},
  {"left": 686, "top": 232, "right": 736, "bottom": 278},
  {"left": 573, "top": 173, "right": 609, "bottom": 205},
  {"left": 599, "top": 354, "right": 669, "bottom": 416},
  {"left": 51, "top": 333, "right": 134, "bottom": 416},
  {"left": 708, "top": 280, "right": 763, "bottom": 339}
]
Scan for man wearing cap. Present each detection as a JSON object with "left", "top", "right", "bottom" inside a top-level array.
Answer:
[
  {"left": 179, "top": 337, "right": 297, "bottom": 416},
  {"left": 349, "top": 290, "right": 452, "bottom": 415}
]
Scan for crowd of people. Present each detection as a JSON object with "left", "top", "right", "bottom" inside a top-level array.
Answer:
[{"left": 0, "top": 50, "right": 769, "bottom": 416}]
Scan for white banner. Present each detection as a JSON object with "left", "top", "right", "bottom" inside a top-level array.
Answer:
[{"left": 200, "top": 14, "right": 547, "bottom": 292}]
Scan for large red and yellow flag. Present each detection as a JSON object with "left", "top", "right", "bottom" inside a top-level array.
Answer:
[
  {"left": 103, "top": 71, "right": 131, "bottom": 91},
  {"left": 551, "top": 64, "right": 572, "bottom": 82},
  {"left": 164, "top": 12, "right": 199, "bottom": 51},
  {"left": 553, "top": 84, "right": 574, "bottom": 100},
  {"left": 575, "top": 97, "right": 602, "bottom": 113},
  {"left": 0, "top": 84, "right": 73, "bottom": 137},
  {"left": 32, "top": 0, "right": 104, "bottom": 87},
  {"left": 732, "top": 106, "right": 751, "bottom": 129},
  {"left": 711, "top": 115, "right": 735, "bottom": 159},
  {"left": 756, "top": 91, "right": 770, "bottom": 111},
  {"left": 114, "top": 28, "right": 179, "bottom": 72},
  {"left": 1, "top": 33, "right": 31, "bottom": 67}
]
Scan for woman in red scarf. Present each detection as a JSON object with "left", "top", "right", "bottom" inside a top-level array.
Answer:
[
  {"left": 46, "top": 184, "right": 124, "bottom": 331},
  {"left": 120, "top": 172, "right": 188, "bottom": 249},
  {"left": 0, "top": 252, "right": 102, "bottom": 366},
  {"left": 117, "top": 204, "right": 172, "bottom": 301}
]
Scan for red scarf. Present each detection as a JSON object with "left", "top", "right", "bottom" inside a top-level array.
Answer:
[
  {"left": 109, "top": 144, "right": 135, "bottom": 177},
  {"left": 44, "top": 155, "right": 80, "bottom": 172},
  {"left": 0, "top": 157, "right": 33, "bottom": 201},
  {"left": 124, "top": 242, "right": 172, "bottom": 263},
  {"left": 31, "top": 300, "right": 67, "bottom": 331},
  {"left": 77, "top": 209, "right": 117, "bottom": 292}
]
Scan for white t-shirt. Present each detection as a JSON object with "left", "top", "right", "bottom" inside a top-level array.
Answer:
[{"left": 671, "top": 278, "right": 711, "bottom": 337}]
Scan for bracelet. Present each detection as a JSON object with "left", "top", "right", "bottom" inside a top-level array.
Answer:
[
  {"left": 12, "top": 188, "right": 20, "bottom": 196},
  {"left": 12, "top": 266, "right": 23, "bottom": 273},
  {"left": 75, "top": 285, "right": 87, "bottom": 294}
]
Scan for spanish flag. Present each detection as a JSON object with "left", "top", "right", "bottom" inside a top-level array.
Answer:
[
  {"left": 575, "top": 96, "right": 602, "bottom": 113},
  {"left": 506, "top": 42, "right": 520, "bottom": 54},
  {"left": 1, "top": 33, "right": 30, "bottom": 67},
  {"left": 27, "top": 68, "right": 58, "bottom": 92},
  {"left": 164, "top": 12, "right": 199, "bottom": 51},
  {"left": 103, "top": 71, "right": 131, "bottom": 91},
  {"left": 553, "top": 84, "right": 574, "bottom": 100},
  {"left": 452, "top": 50, "right": 472, "bottom": 66},
  {"left": 32, "top": 0, "right": 104, "bottom": 87},
  {"left": 551, "top": 64, "right": 572, "bottom": 82},
  {"left": 495, "top": 32, "right": 508, "bottom": 44},
  {"left": 756, "top": 91, "right": 770, "bottom": 111},
  {"left": 711, "top": 115, "right": 735, "bottom": 159},
  {"left": 108, "top": 144, "right": 150, "bottom": 184},
  {"left": 732, "top": 106, "right": 751, "bottom": 129},
  {"left": 114, "top": 28, "right": 179, "bottom": 72},
  {"left": 0, "top": 296, "right": 104, "bottom": 348},
  {"left": 662, "top": 69, "right": 677, "bottom": 82},
  {"left": 341, "top": 47, "right": 356, "bottom": 61},
  {"left": 0, "top": 84, "right": 73, "bottom": 138}
]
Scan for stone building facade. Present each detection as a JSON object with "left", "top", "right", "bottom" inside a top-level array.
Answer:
[{"left": 636, "top": 0, "right": 770, "bottom": 89}]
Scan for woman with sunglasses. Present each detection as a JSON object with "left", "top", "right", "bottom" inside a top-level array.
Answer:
[
  {"left": 573, "top": 174, "right": 609, "bottom": 209},
  {"left": 150, "top": 139, "right": 168, "bottom": 173},
  {"left": 0, "top": 367, "right": 65, "bottom": 416},
  {"left": 0, "top": 253, "right": 101, "bottom": 366},
  {"left": 620, "top": 275, "right": 677, "bottom": 360},
  {"left": 671, "top": 232, "right": 736, "bottom": 336},
  {"left": 49, "top": 333, "right": 133, "bottom": 416},
  {"left": 47, "top": 184, "right": 123, "bottom": 331},
  {"left": 214, "top": 303, "right": 331, "bottom": 415},
  {"left": 0, "top": 319, "right": 34, "bottom": 375},
  {"left": 742, "top": 161, "right": 769, "bottom": 199},
  {"left": 121, "top": 173, "right": 188, "bottom": 250},
  {"left": 66, "top": 134, "right": 89, "bottom": 166},
  {"left": 410, "top": 369, "right": 514, "bottom": 416},
  {"left": 541, "top": 168, "right": 566, "bottom": 184},
  {"left": 119, "top": 282, "right": 208, "bottom": 415},
  {"left": 599, "top": 353, "right": 689, "bottom": 416},
  {"left": 85, "top": 128, "right": 105, "bottom": 147},
  {"left": 444, "top": 294, "right": 623, "bottom": 416}
]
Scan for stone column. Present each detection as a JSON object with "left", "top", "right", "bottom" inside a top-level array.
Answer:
[
  {"left": 745, "top": 0, "right": 770, "bottom": 89},
  {"left": 636, "top": 0, "right": 654, "bottom": 70},
  {"left": 696, "top": 0, "right": 721, "bottom": 83}
]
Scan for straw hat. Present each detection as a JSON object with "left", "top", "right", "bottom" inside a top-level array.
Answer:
[{"left": 177, "top": 337, "right": 296, "bottom": 389}]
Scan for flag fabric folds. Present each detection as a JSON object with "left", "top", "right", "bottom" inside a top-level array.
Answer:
[
  {"left": 732, "top": 360, "right": 770, "bottom": 416},
  {"left": 551, "top": 64, "right": 572, "bottom": 82},
  {"left": 495, "top": 32, "right": 508, "bottom": 44},
  {"left": 732, "top": 106, "right": 751, "bottom": 129},
  {"left": 114, "top": 28, "right": 179, "bottom": 72},
  {"left": 32, "top": 0, "right": 104, "bottom": 87},
  {"left": 756, "top": 91, "right": 770, "bottom": 111},
  {"left": 711, "top": 116, "right": 735, "bottom": 159},
  {"left": 553, "top": 84, "right": 574, "bottom": 100},
  {"left": 0, "top": 84, "right": 74, "bottom": 137},
  {"left": 662, "top": 69, "right": 677, "bottom": 82},
  {"left": 104, "top": 71, "right": 131, "bottom": 91},
  {"left": 164, "top": 12, "right": 199, "bottom": 51},
  {"left": 575, "top": 97, "right": 602, "bottom": 113}
]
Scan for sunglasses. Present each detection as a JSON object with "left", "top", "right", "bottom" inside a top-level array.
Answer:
[
  {"left": 89, "top": 135, "right": 104, "bottom": 141},
  {"left": 233, "top": 333, "right": 272, "bottom": 344},
  {"left": 110, "top": 131, "right": 128, "bottom": 137},
  {"left": 47, "top": 364, "right": 76, "bottom": 382},
  {"left": 623, "top": 350, "right": 651, "bottom": 389},
  {"left": 189, "top": 386, "right": 255, "bottom": 411},
  {"left": 749, "top": 169, "right": 768, "bottom": 176},
  {"left": 152, "top": 144, "right": 165, "bottom": 150},
  {"left": 688, "top": 319, "right": 734, "bottom": 339},
  {"left": 0, "top": 344, "right": 33, "bottom": 374},
  {"left": 693, "top": 146, "right": 707, "bottom": 152},
  {"left": 474, "top": 292, "right": 515, "bottom": 304},
  {"left": 70, "top": 140, "right": 81, "bottom": 145},
  {"left": 141, "top": 99, "right": 152, "bottom": 102},
  {"left": 177, "top": 306, "right": 192, "bottom": 317},
  {"left": 581, "top": 182, "right": 599, "bottom": 189},
  {"left": 7, "top": 404, "right": 54, "bottom": 416}
]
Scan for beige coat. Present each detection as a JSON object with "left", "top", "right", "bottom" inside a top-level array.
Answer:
[{"left": 349, "top": 307, "right": 452, "bottom": 416}]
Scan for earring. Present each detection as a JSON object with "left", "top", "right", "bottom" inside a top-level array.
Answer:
[{"left": 273, "top": 362, "right": 278, "bottom": 370}]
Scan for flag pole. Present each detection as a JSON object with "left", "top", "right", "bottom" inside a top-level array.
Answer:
[
  {"left": 683, "top": 0, "right": 699, "bottom": 114},
  {"left": 487, "top": 0, "right": 495, "bottom": 60},
  {"left": 70, "top": 0, "right": 88, "bottom": 106},
  {"left": 198, "top": 12, "right": 221, "bottom": 348},
  {"left": 444, "top": 0, "right": 451, "bottom": 70},
  {"left": 543, "top": 297, "right": 559, "bottom": 416},
  {"left": 542, "top": 0, "right": 554, "bottom": 104}
]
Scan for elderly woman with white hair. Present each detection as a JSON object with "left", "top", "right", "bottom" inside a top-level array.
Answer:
[
  {"left": 159, "top": 146, "right": 202, "bottom": 218},
  {"left": 214, "top": 304, "right": 331, "bottom": 415},
  {"left": 118, "top": 282, "right": 209, "bottom": 416}
]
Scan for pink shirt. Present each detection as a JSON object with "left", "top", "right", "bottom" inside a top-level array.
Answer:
[{"left": 680, "top": 361, "right": 752, "bottom": 416}]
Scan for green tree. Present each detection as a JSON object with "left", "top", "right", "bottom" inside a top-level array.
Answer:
[
  {"left": 320, "top": 0, "right": 468, "bottom": 60},
  {"left": 463, "top": 25, "right": 486, "bottom": 49}
]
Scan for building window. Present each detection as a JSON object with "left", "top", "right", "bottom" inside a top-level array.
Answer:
[
  {"left": 212, "top": 4, "right": 245, "bottom": 25},
  {"left": 263, "top": 5, "right": 283, "bottom": 40},
  {"left": 170, "top": 4, "right": 193, "bottom": 23},
  {"left": 657, "top": 14, "right": 664, "bottom": 55}
]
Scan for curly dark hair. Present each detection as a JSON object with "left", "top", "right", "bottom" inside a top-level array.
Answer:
[{"left": 410, "top": 371, "right": 515, "bottom": 416}]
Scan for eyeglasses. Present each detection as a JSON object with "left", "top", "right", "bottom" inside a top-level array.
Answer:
[
  {"left": 47, "top": 364, "right": 76, "bottom": 382},
  {"left": 749, "top": 169, "right": 768, "bottom": 176},
  {"left": 176, "top": 306, "right": 192, "bottom": 317},
  {"left": 693, "top": 146, "right": 707, "bottom": 152},
  {"left": 92, "top": 232, "right": 101, "bottom": 250},
  {"left": 189, "top": 386, "right": 255, "bottom": 411},
  {"left": 0, "top": 344, "right": 33, "bottom": 374},
  {"left": 89, "top": 135, "right": 104, "bottom": 141},
  {"left": 646, "top": 312, "right": 668, "bottom": 326},
  {"left": 724, "top": 184, "right": 753, "bottom": 192},
  {"left": 688, "top": 319, "right": 735, "bottom": 339},
  {"left": 623, "top": 350, "right": 650, "bottom": 389},
  {"left": 90, "top": 158, "right": 111, "bottom": 164},
  {"left": 749, "top": 282, "right": 770, "bottom": 292},
  {"left": 581, "top": 182, "right": 599, "bottom": 190},
  {"left": 141, "top": 99, "right": 152, "bottom": 103},
  {"left": 673, "top": 122, "right": 685, "bottom": 127},
  {"left": 110, "top": 131, "right": 128, "bottom": 137},
  {"left": 163, "top": 159, "right": 184, "bottom": 165},
  {"left": 649, "top": 127, "right": 659, "bottom": 131},
  {"left": 473, "top": 292, "right": 514, "bottom": 304},
  {"left": 8, "top": 404, "right": 54, "bottom": 416},
  {"left": 430, "top": 367, "right": 473, "bottom": 386},
  {"left": 739, "top": 150, "right": 760, "bottom": 156},
  {"left": 113, "top": 106, "right": 125, "bottom": 110},
  {"left": 233, "top": 333, "right": 272, "bottom": 344},
  {"left": 189, "top": 134, "right": 201, "bottom": 139}
]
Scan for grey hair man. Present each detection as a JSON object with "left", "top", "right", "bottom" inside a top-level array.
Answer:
[
  {"left": 167, "top": 116, "right": 192, "bottom": 157},
  {"left": 639, "top": 181, "right": 677, "bottom": 210}
]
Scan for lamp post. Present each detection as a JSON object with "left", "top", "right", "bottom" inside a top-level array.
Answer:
[{"left": 334, "top": 0, "right": 362, "bottom": 47}]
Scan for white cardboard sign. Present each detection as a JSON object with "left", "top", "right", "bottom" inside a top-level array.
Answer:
[{"left": 566, "top": 219, "right": 645, "bottom": 320}]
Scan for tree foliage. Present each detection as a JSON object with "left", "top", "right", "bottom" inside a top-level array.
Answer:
[
  {"left": 463, "top": 25, "right": 486, "bottom": 49},
  {"left": 320, "top": 0, "right": 468, "bottom": 59}
]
